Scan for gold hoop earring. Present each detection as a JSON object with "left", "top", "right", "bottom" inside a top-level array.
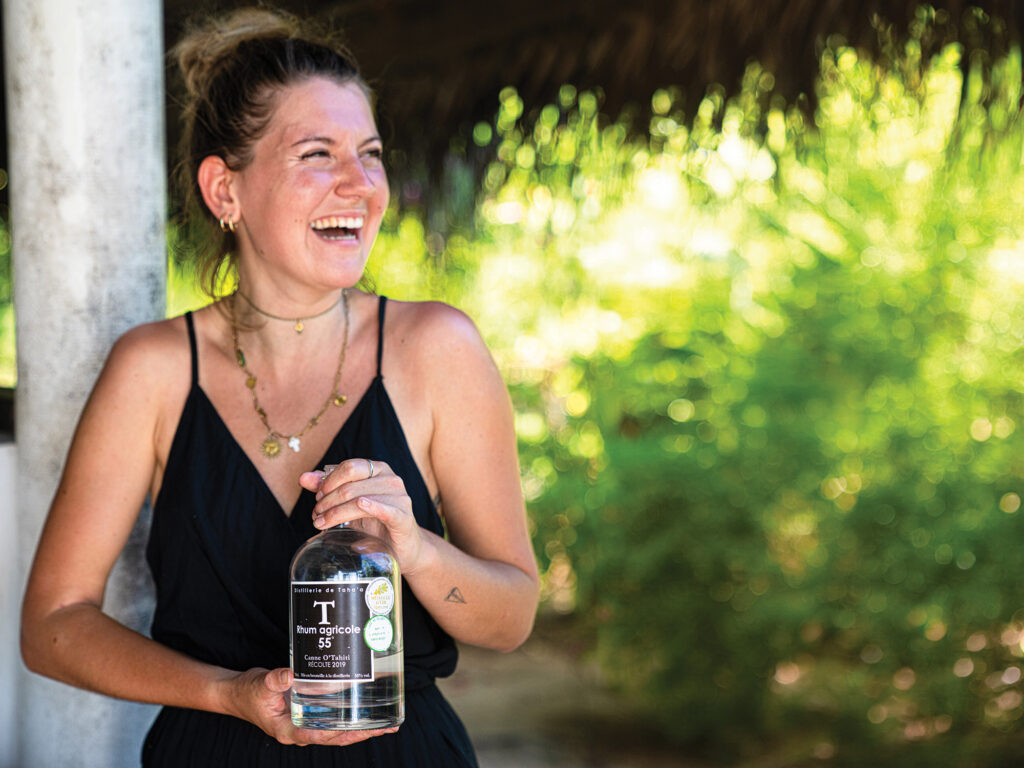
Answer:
[{"left": 219, "top": 216, "right": 238, "bottom": 233}]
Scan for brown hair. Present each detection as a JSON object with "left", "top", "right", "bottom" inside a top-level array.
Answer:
[{"left": 171, "top": 7, "right": 369, "bottom": 298}]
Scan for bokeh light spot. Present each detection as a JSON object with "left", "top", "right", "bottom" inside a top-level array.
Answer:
[
  {"left": 954, "top": 658, "right": 975, "bottom": 677},
  {"left": 970, "top": 417, "right": 993, "bottom": 441},
  {"left": 668, "top": 398, "right": 695, "bottom": 423}
]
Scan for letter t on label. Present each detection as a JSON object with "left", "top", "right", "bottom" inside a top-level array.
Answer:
[{"left": 313, "top": 600, "right": 335, "bottom": 625}]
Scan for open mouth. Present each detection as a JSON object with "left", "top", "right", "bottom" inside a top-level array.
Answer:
[{"left": 311, "top": 215, "right": 364, "bottom": 242}]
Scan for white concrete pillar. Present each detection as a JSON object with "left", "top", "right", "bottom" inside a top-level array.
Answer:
[{"left": 3, "top": 0, "right": 166, "bottom": 766}]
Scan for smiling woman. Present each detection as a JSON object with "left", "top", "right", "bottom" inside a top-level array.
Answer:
[
  {"left": 197, "top": 76, "right": 389, "bottom": 304},
  {"left": 172, "top": 13, "right": 382, "bottom": 300},
  {"left": 19, "top": 7, "right": 538, "bottom": 768}
]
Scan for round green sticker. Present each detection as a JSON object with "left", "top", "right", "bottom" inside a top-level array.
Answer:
[{"left": 364, "top": 615, "right": 393, "bottom": 652}]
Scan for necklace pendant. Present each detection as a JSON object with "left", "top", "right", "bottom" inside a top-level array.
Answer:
[
  {"left": 288, "top": 436, "right": 301, "bottom": 453},
  {"left": 261, "top": 437, "right": 282, "bottom": 458},
  {"left": 333, "top": 394, "right": 347, "bottom": 407},
  {"left": 294, "top": 320, "right": 304, "bottom": 334}
]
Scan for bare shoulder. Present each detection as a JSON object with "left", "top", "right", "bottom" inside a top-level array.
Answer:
[
  {"left": 382, "top": 299, "right": 509, "bottom": 438},
  {"left": 102, "top": 315, "right": 191, "bottom": 390},
  {"left": 384, "top": 299, "right": 495, "bottom": 371},
  {"left": 111, "top": 314, "right": 189, "bottom": 356},
  {"left": 85, "top": 316, "right": 195, "bottom": 442}
]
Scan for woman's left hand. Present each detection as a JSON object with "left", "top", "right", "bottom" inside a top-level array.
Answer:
[{"left": 299, "top": 459, "right": 428, "bottom": 575}]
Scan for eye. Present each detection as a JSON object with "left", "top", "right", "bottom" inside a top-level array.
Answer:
[
  {"left": 300, "top": 149, "right": 330, "bottom": 160},
  {"left": 362, "top": 147, "right": 384, "bottom": 165}
]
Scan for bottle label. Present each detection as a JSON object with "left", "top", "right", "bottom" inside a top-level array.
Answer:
[{"left": 291, "top": 581, "right": 375, "bottom": 682}]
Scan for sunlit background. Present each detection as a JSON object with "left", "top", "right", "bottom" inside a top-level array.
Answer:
[{"left": 5, "top": 4, "right": 1024, "bottom": 765}]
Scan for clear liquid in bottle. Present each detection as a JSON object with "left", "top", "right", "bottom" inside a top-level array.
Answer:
[{"left": 289, "top": 518, "right": 404, "bottom": 730}]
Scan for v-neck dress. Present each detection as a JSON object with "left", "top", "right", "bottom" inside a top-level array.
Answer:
[{"left": 141, "top": 297, "right": 478, "bottom": 767}]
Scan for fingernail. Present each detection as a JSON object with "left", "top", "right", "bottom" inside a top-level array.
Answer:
[{"left": 313, "top": 515, "right": 325, "bottom": 529}]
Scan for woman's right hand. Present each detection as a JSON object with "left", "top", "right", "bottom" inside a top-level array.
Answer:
[{"left": 227, "top": 667, "right": 399, "bottom": 747}]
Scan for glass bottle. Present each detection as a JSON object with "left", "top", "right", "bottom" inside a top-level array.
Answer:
[{"left": 289, "top": 517, "right": 404, "bottom": 730}]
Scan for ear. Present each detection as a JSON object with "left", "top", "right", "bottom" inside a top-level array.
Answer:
[{"left": 197, "top": 155, "right": 238, "bottom": 220}]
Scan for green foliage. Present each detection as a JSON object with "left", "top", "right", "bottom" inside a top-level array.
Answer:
[
  {"left": 409, "top": 10, "right": 1024, "bottom": 765},
  {"left": 0, "top": 170, "right": 12, "bottom": 389}
]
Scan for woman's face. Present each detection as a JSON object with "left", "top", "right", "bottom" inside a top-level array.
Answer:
[{"left": 228, "top": 77, "right": 389, "bottom": 295}]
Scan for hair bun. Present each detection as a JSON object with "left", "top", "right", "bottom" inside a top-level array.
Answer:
[{"left": 174, "top": 8, "right": 299, "bottom": 98}]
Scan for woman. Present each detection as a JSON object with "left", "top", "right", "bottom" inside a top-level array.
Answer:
[{"left": 20, "top": 8, "right": 538, "bottom": 766}]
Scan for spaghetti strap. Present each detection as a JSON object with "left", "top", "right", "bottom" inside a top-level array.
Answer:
[
  {"left": 184, "top": 312, "right": 199, "bottom": 387},
  {"left": 376, "top": 296, "right": 388, "bottom": 377}
]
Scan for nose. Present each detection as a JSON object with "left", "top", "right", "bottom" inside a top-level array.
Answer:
[{"left": 334, "top": 155, "right": 376, "bottom": 199}]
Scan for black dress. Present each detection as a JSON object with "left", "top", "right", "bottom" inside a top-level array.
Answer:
[{"left": 141, "top": 297, "right": 479, "bottom": 767}]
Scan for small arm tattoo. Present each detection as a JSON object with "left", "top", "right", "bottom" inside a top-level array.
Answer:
[{"left": 445, "top": 587, "right": 467, "bottom": 604}]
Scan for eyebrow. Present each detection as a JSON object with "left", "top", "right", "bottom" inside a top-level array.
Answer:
[{"left": 290, "top": 135, "right": 383, "bottom": 148}]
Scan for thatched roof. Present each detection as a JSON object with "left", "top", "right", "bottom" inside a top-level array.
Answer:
[
  {"left": 164, "top": 0, "right": 1022, "bottom": 167},
  {"left": 1, "top": 0, "right": 1019, "bottom": 215}
]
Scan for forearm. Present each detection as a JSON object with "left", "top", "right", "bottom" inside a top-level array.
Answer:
[
  {"left": 403, "top": 529, "right": 539, "bottom": 652},
  {"left": 22, "top": 602, "right": 237, "bottom": 715}
]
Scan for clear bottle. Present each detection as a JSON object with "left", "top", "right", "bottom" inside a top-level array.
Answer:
[{"left": 289, "top": 517, "right": 404, "bottom": 730}]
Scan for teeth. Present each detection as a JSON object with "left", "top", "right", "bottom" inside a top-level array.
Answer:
[{"left": 311, "top": 216, "right": 364, "bottom": 230}]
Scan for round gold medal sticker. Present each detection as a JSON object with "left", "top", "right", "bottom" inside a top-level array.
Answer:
[{"left": 365, "top": 577, "right": 395, "bottom": 615}]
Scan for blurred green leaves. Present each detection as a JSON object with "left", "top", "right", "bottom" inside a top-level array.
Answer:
[{"left": 402, "top": 11, "right": 1024, "bottom": 764}]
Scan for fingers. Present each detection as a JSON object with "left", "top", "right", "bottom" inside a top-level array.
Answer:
[
  {"left": 299, "top": 460, "right": 377, "bottom": 505},
  {"left": 254, "top": 668, "right": 400, "bottom": 746},
  {"left": 298, "top": 470, "right": 326, "bottom": 492},
  {"left": 320, "top": 458, "right": 388, "bottom": 490},
  {"left": 314, "top": 460, "right": 399, "bottom": 515},
  {"left": 303, "top": 459, "right": 415, "bottom": 537},
  {"left": 263, "top": 668, "right": 292, "bottom": 693},
  {"left": 313, "top": 493, "right": 408, "bottom": 530},
  {"left": 290, "top": 725, "right": 400, "bottom": 747}
]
